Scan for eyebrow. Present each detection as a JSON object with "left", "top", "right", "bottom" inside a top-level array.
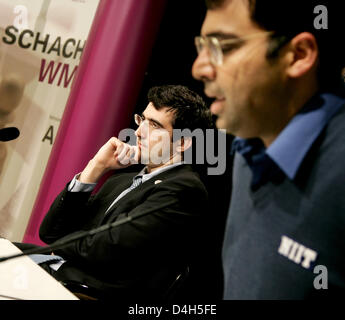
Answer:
[
  {"left": 203, "top": 32, "right": 239, "bottom": 40},
  {"left": 141, "top": 113, "right": 164, "bottom": 128}
]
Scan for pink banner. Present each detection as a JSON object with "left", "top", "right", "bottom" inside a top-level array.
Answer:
[{"left": 23, "top": 0, "right": 166, "bottom": 245}]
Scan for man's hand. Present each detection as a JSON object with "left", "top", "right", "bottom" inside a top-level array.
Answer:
[{"left": 79, "top": 137, "right": 140, "bottom": 183}]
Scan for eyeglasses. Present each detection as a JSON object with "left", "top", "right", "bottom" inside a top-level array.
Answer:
[
  {"left": 194, "top": 31, "right": 273, "bottom": 66},
  {"left": 134, "top": 114, "right": 162, "bottom": 130}
]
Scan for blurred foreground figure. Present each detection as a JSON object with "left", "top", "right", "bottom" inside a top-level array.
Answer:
[{"left": 192, "top": 0, "right": 345, "bottom": 299}]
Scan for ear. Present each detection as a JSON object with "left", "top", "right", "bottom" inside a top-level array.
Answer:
[
  {"left": 175, "top": 137, "right": 192, "bottom": 153},
  {"left": 285, "top": 32, "right": 319, "bottom": 79}
]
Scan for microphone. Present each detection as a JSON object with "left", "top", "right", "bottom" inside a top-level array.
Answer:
[
  {"left": 0, "top": 127, "right": 20, "bottom": 142},
  {"left": 0, "top": 199, "right": 176, "bottom": 263}
]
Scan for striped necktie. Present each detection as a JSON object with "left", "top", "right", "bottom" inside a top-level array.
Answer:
[
  {"left": 130, "top": 175, "right": 143, "bottom": 190},
  {"left": 104, "top": 174, "right": 143, "bottom": 215}
]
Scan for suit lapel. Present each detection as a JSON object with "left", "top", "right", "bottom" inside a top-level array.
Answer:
[{"left": 101, "top": 165, "right": 193, "bottom": 222}]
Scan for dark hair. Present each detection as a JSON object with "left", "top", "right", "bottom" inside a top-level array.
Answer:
[
  {"left": 205, "top": 0, "right": 344, "bottom": 91},
  {"left": 147, "top": 85, "right": 214, "bottom": 132}
]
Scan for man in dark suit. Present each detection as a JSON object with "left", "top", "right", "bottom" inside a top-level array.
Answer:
[
  {"left": 33, "top": 85, "right": 214, "bottom": 300},
  {"left": 192, "top": 0, "right": 345, "bottom": 299}
]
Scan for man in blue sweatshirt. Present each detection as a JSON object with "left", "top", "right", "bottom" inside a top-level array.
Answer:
[{"left": 192, "top": 0, "right": 345, "bottom": 299}]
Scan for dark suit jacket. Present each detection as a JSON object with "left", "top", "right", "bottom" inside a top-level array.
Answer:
[{"left": 39, "top": 164, "right": 208, "bottom": 300}]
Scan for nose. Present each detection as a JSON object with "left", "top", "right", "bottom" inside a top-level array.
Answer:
[
  {"left": 135, "top": 124, "right": 142, "bottom": 139},
  {"left": 135, "top": 121, "right": 148, "bottom": 139},
  {"left": 192, "top": 49, "right": 216, "bottom": 82},
  {"left": 135, "top": 126, "right": 140, "bottom": 139}
]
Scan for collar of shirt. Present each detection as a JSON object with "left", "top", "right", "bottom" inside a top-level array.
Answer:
[
  {"left": 133, "top": 161, "right": 184, "bottom": 184},
  {"left": 232, "top": 92, "right": 345, "bottom": 186}
]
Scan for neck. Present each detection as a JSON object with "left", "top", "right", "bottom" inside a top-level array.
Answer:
[
  {"left": 146, "top": 154, "right": 182, "bottom": 173},
  {"left": 261, "top": 79, "right": 319, "bottom": 148}
]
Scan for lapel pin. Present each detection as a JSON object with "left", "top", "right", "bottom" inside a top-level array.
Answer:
[{"left": 154, "top": 180, "right": 162, "bottom": 185}]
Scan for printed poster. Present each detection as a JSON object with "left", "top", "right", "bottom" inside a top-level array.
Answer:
[{"left": 0, "top": 0, "right": 100, "bottom": 241}]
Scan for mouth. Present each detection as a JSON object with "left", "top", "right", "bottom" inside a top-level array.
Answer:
[
  {"left": 137, "top": 141, "right": 146, "bottom": 149},
  {"left": 204, "top": 88, "right": 226, "bottom": 116},
  {"left": 209, "top": 97, "right": 226, "bottom": 116}
]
